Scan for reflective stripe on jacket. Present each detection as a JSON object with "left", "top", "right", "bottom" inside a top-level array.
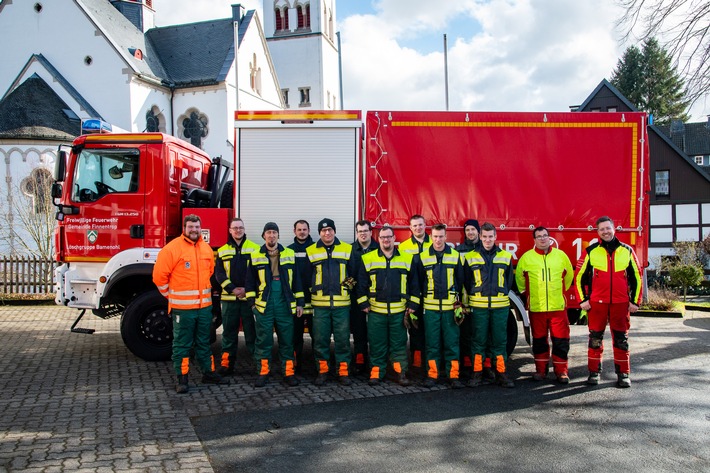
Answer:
[
  {"left": 398, "top": 235, "right": 431, "bottom": 255},
  {"left": 462, "top": 246, "right": 514, "bottom": 309},
  {"left": 288, "top": 235, "right": 314, "bottom": 313},
  {"left": 245, "top": 244, "right": 304, "bottom": 314},
  {"left": 418, "top": 246, "right": 463, "bottom": 311},
  {"left": 152, "top": 234, "right": 214, "bottom": 311},
  {"left": 515, "top": 247, "right": 573, "bottom": 312},
  {"left": 575, "top": 238, "right": 642, "bottom": 305},
  {"left": 214, "top": 237, "right": 261, "bottom": 301},
  {"left": 357, "top": 249, "right": 420, "bottom": 314},
  {"left": 306, "top": 238, "right": 356, "bottom": 308}
]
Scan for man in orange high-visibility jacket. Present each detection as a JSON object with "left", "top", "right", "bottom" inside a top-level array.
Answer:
[
  {"left": 576, "top": 216, "right": 642, "bottom": 389},
  {"left": 153, "top": 214, "right": 228, "bottom": 394}
]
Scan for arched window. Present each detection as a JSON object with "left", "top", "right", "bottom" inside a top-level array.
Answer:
[
  {"left": 305, "top": 4, "right": 310, "bottom": 28},
  {"left": 145, "top": 106, "right": 165, "bottom": 133},
  {"left": 20, "top": 167, "right": 53, "bottom": 215},
  {"left": 297, "top": 5, "right": 304, "bottom": 28},
  {"left": 275, "top": 7, "right": 283, "bottom": 31}
]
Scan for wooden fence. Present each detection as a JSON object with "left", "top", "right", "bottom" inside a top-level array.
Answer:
[{"left": 0, "top": 255, "right": 57, "bottom": 294}]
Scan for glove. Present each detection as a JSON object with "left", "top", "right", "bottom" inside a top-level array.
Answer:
[
  {"left": 454, "top": 306, "right": 464, "bottom": 326},
  {"left": 341, "top": 276, "right": 357, "bottom": 291},
  {"left": 408, "top": 312, "right": 419, "bottom": 329},
  {"left": 403, "top": 313, "right": 411, "bottom": 330}
]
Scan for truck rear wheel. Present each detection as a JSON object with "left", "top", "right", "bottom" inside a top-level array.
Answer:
[
  {"left": 120, "top": 290, "right": 172, "bottom": 361},
  {"left": 507, "top": 310, "right": 518, "bottom": 357}
]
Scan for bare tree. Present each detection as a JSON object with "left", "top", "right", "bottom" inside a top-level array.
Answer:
[
  {"left": 616, "top": 0, "right": 710, "bottom": 107},
  {"left": 0, "top": 168, "right": 55, "bottom": 260}
]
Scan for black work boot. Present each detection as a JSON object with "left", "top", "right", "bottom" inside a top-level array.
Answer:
[
  {"left": 254, "top": 374, "right": 269, "bottom": 387},
  {"left": 467, "top": 371, "right": 483, "bottom": 387},
  {"left": 397, "top": 372, "right": 411, "bottom": 387},
  {"left": 202, "top": 371, "right": 230, "bottom": 385},
  {"left": 587, "top": 372, "right": 600, "bottom": 386},
  {"left": 495, "top": 371, "right": 515, "bottom": 388},
  {"left": 176, "top": 374, "right": 189, "bottom": 394},
  {"left": 482, "top": 367, "right": 496, "bottom": 383},
  {"left": 616, "top": 373, "right": 631, "bottom": 388},
  {"left": 217, "top": 365, "right": 234, "bottom": 376}
]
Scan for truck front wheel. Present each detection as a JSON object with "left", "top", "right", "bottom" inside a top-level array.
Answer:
[{"left": 120, "top": 290, "right": 172, "bottom": 361}]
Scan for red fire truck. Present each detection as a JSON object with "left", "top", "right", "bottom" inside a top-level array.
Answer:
[{"left": 53, "top": 110, "right": 649, "bottom": 361}]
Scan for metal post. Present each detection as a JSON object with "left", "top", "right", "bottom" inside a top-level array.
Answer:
[{"left": 444, "top": 34, "right": 449, "bottom": 111}]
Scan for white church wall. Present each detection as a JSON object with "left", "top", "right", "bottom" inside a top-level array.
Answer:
[{"left": 0, "top": 2, "right": 134, "bottom": 128}]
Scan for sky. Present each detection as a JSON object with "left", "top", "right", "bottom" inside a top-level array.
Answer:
[{"left": 152, "top": 0, "right": 708, "bottom": 121}]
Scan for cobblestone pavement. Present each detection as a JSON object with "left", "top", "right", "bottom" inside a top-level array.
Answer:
[
  {"left": 1, "top": 305, "right": 708, "bottom": 472},
  {"left": 0, "top": 305, "right": 485, "bottom": 472}
]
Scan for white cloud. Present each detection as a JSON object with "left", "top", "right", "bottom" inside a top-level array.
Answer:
[{"left": 151, "top": 0, "right": 707, "bottom": 119}]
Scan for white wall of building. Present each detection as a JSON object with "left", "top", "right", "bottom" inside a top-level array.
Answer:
[{"left": 0, "top": 2, "right": 134, "bottom": 127}]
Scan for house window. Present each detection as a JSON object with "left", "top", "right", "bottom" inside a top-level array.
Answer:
[
  {"left": 607, "top": 106, "right": 617, "bottom": 112},
  {"left": 282, "top": 88, "right": 289, "bottom": 108},
  {"left": 655, "top": 170, "right": 670, "bottom": 196},
  {"left": 299, "top": 87, "right": 311, "bottom": 107},
  {"left": 590, "top": 107, "right": 601, "bottom": 112},
  {"left": 695, "top": 156, "right": 703, "bottom": 165}
]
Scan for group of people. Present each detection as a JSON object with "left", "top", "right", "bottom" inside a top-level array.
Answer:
[{"left": 152, "top": 213, "right": 642, "bottom": 394}]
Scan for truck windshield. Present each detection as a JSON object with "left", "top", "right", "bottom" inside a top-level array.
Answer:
[{"left": 71, "top": 149, "right": 140, "bottom": 202}]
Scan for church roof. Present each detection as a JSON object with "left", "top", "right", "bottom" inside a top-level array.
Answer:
[
  {"left": 0, "top": 75, "right": 79, "bottom": 141},
  {"left": 146, "top": 11, "right": 253, "bottom": 87},
  {"left": 77, "top": 0, "right": 254, "bottom": 88},
  {"left": 76, "top": 0, "right": 167, "bottom": 81}
]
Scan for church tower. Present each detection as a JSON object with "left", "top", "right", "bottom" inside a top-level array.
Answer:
[{"left": 263, "top": 0, "right": 341, "bottom": 110}]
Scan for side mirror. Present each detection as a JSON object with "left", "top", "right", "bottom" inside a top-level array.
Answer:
[
  {"left": 51, "top": 182, "right": 62, "bottom": 199},
  {"left": 108, "top": 165, "right": 123, "bottom": 180},
  {"left": 54, "top": 150, "right": 67, "bottom": 183}
]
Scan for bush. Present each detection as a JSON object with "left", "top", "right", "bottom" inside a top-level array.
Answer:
[{"left": 642, "top": 286, "right": 679, "bottom": 311}]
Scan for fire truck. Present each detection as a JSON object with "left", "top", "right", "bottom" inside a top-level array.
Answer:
[{"left": 53, "top": 110, "right": 649, "bottom": 361}]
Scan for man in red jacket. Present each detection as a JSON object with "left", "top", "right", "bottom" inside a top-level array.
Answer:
[{"left": 575, "top": 216, "right": 642, "bottom": 388}]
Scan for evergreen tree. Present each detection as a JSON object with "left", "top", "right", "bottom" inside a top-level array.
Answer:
[{"left": 611, "top": 38, "right": 690, "bottom": 125}]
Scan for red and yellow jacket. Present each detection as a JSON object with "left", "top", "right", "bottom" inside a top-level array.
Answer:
[
  {"left": 575, "top": 237, "right": 642, "bottom": 305},
  {"left": 153, "top": 234, "right": 214, "bottom": 311}
]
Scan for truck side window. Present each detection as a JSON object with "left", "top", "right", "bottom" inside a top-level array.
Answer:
[{"left": 71, "top": 149, "right": 140, "bottom": 202}]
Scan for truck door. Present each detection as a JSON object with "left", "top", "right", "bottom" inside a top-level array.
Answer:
[{"left": 62, "top": 146, "right": 145, "bottom": 260}]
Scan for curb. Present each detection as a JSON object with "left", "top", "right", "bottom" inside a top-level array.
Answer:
[{"left": 634, "top": 310, "right": 684, "bottom": 318}]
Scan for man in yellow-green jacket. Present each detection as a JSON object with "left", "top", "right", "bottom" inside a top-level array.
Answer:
[{"left": 515, "top": 226, "right": 574, "bottom": 384}]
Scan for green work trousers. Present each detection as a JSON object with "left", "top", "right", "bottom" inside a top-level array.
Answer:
[
  {"left": 424, "top": 309, "right": 460, "bottom": 380},
  {"left": 471, "top": 306, "right": 509, "bottom": 372},
  {"left": 219, "top": 299, "right": 256, "bottom": 367},
  {"left": 367, "top": 311, "right": 408, "bottom": 379},
  {"left": 254, "top": 280, "right": 295, "bottom": 375},
  {"left": 172, "top": 306, "right": 214, "bottom": 376},
  {"left": 312, "top": 306, "right": 351, "bottom": 375}
]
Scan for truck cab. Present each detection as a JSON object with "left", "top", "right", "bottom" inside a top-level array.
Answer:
[{"left": 53, "top": 133, "right": 231, "bottom": 360}]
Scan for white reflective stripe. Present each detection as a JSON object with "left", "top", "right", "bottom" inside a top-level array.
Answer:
[
  {"left": 389, "top": 261, "right": 410, "bottom": 270},
  {"left": 201, "top": 297, "right": 212, "bottom": 304},
  {"left": 200, "top": 288, "right": 211, "bottom": 295},
  {"left": 157, "top": 284, "right": 169, "bottom": 291},
  {"left": 159, "top": 290, "right": 169, "bottom": 297},
  {"left": 170, "top": 289, "right": 200, "bottom": 296},
  {"left": 331, "top": 252, "right": 351, "bottom": 259},
  {"left": 169, "top": 298, "right": 202, "bottom": 305},
  {"left": 293, "top": 252, "right": 307, "bottom": 258}
]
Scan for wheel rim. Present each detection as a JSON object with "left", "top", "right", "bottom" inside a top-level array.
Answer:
[{"left": 141, "top": 307, "right": 173, "bottom": 347}]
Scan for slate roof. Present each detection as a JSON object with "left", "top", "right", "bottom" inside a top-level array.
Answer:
[
  {"left": 77, "top": 0, "right": 167, "bottom": 81},
  {"left": 656, "top": 121, "right": 710, "bottom": 157},
  {"left": 146, "top": 11, "right": 252, "bottom": 87},
  {"left": 0, "top": 75, "right": 80, "bottom": 140}
]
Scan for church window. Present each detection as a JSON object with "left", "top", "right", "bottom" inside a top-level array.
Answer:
[
  {"left": 20, "top": 168, "right": 52, "bottom": 214},
  {"left": 275, "top": 7, "right": 283, "bottom": 31},
  {"left": 179, "top": 109, "right": 209, "bottom": 149},
  {"left": 282, "top": 89, "right": 290, "bottom": 108}
]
